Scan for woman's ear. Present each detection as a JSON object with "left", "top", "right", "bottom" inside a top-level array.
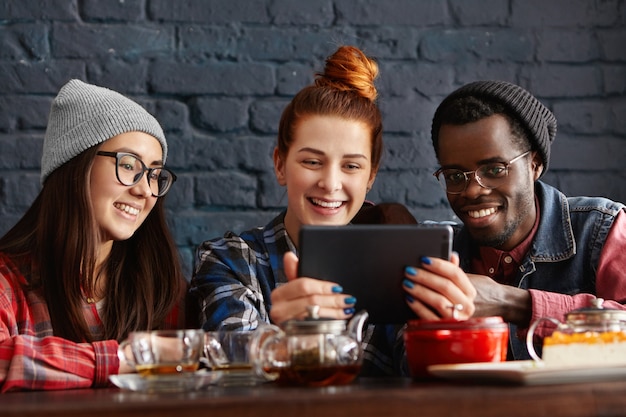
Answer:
[
  {"left": 273, "top": 147, "right": 287, "bottom": 186},
  {"left": 366, "top": 169, "right": 378, "bottom": 192}
]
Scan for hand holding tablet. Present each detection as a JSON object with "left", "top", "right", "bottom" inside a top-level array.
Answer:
[{"left": 298, "top": 224, "right": 454, "bottom": 324}]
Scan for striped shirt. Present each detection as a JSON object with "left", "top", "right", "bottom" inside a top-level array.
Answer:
[{"left": 190, "top": 211, "right": 407, "bottom": 377}]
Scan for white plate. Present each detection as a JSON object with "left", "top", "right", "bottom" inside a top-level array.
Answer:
[
  {"left": 427, "top": 361, "right": 626, "bottom": 386},
  {"left": 109, "top": 370, "right": 223, "bottom": 392}
]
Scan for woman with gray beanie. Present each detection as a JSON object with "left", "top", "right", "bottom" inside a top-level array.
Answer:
[{"left": 0, "top": 80, "right": 187, "bottom": 392}]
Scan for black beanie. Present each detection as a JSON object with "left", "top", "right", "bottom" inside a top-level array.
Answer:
[{"left": 431, "top": 80, "right": 557, "bottom": 175}]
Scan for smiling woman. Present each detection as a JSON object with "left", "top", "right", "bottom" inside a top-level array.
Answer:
[
  {"left": 191, "top": 45, "right": 384, "bottom": 328},
  {"left": 0, "top": 80, "right": 188, "bottom": 392},
  {"left": 191, "top": 46, "right": 477, "bottom": 379},
  {"left": 90, "top": 132, "right": 167, "bottom": 242},
  {"left": 275, "top": 115, "right": 375, "bottom": 248},
  {"left": 191, "top": 46, "right": 415, "bottom": 378}
]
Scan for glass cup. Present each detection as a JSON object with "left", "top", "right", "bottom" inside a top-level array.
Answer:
[
  {"left": 118, "top": 329, "right": 205, "bottom": 377},
  {"left": 204, "top": 330, "right": 259, "bottom": 385}
]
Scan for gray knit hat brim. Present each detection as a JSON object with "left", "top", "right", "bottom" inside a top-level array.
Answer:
[
  {"left": 431, "top": 80, "right": 557, "bottom": 175},
  {"left": 41, "top": 79, "right": 167, "bottom": 184}
]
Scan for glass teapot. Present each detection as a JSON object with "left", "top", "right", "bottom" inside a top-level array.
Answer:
[
  {"left": 526, "top": 297, "right": 626, "bottom": 361},
  {"left": 249, "top": 308, "right": 369, "bottom": 386}
]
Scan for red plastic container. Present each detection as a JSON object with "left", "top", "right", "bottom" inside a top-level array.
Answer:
[{"left": 404, "top": 316, "right": 509, "bottom": 379}]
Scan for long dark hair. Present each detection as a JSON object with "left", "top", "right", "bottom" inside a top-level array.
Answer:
[{"left": 0, "top": 146, "right": 185, "bottom": 342}]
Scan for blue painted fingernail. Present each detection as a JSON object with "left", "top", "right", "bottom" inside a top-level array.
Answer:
[
  {"left": 403, "top": 279, "right": 414, "bottom": 289},
  {"left": 421, "top": 256, "right": 432, "bottom": 265},
  {"left": 344, "top": 296, "right": 357, "bottom": 305},
  {"left": 332, "top": 285, "right": 343, "bottom": 293},
  {"left": 405, "top": 266, "right": 417, "bottom": 276},
  {"left": 406, "top": 295, "right": 414, "bottom": 303},
  {"left": 344, "top": 307, "right": 355, "bottom": 315}
]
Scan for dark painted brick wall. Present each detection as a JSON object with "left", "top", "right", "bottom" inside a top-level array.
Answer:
[{"left": 1, "top": 0, "right": 625, "bottom": 276}]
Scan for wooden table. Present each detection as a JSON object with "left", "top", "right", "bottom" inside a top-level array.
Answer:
[{"left": 2, "top": 377, "right": 626, "bottom": 417}]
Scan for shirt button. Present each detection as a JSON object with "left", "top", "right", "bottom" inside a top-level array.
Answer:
[{"left": 504, "top": 256, "right": 513, "bottom": 264}]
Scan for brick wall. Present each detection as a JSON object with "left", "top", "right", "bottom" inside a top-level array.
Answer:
[{"left": 1, "top": 0, "right": 625, "bottom": 276}]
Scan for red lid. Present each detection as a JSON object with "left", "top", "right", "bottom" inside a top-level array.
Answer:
[{"left": 406, "top": 316, "right": 506, "bottom": 331}]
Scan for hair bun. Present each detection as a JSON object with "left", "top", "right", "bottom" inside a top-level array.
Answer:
[{"left": 315, "top": 45, "right": 379, "bottom": 101}]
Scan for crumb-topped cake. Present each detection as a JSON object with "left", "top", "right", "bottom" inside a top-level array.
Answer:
[{"left": 541, "top": 330, "right": 626, "bottom": 367}]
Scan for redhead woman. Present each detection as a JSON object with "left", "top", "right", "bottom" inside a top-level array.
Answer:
[{"left": 191, "top": 47, "right": 475, "bottom": 376}]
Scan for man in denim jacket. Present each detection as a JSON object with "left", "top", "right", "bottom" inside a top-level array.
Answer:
[{"left": 430, "top": 80, "right": 626, "bottom": 359}]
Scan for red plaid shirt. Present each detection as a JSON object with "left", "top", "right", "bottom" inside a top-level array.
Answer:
[{"left": 0, "top": 252, "right": 184, "bottom": 392}]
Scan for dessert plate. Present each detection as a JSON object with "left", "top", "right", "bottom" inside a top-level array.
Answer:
[
  {"left": 427, "top": 360, "right": 626, "bottom": 386},
  {"left": 109, "top": 369, "right": 223, "bottom": 392}
]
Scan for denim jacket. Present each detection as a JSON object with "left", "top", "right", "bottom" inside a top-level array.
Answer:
[{"left": 453, "top": 181, "right": 626, "bottom": 359}]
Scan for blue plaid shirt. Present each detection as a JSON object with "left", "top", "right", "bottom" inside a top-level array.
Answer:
[{"left": 190, "top": 211, "right": 407, "bottom": 376}]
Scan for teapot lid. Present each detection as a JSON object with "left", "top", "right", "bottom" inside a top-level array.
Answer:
[
  {"left": 282, "top": 318, "right": 347, "bottom": 335},
  {"left": 281, "top": 305, "right": 347, "bottom": 335},
  {"left": 565, "top": 298, "right": 626, "bottom": 325}
]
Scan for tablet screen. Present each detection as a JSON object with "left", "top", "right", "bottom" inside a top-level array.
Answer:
[{"left": 298, "top": 224, "right": 453, "bottom": 324}]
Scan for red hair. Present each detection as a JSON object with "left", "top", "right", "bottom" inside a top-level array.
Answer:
[{"left": 276, "top": 45, "right": 383, "bottom": 172}]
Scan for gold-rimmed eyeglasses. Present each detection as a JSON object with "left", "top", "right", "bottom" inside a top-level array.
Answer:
[{"left": 433, "top": 151, "right": 531, "bottom": 194}]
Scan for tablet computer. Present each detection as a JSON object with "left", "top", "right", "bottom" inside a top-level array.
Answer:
[{"left": 298, "top": 224, "right": 453, "bottom": 324}]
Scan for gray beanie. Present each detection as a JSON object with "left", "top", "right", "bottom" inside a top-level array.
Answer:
[
  {"left": 41, "top": 79, "right": 167, "bottom": 183},
  {"left": 431, "top": 80, "right": 557, "bottom": 175}
]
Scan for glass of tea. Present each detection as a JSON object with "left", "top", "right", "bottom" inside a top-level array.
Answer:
[
  {"left": 118, "top": 329, "right": 205, "bottom": 377},
  {"left": 204, "top": 330, "right": 262, "bottom": 386}
]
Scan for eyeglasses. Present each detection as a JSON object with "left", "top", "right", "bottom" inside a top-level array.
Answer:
[
  {"left": 433, "top": 151, "right": 531, "bottom": 195},
  {"left": 96, "top": 151, "right": 177, "bottom": 197}
]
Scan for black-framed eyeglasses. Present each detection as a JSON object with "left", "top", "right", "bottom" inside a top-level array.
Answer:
[
  {"left": 433, "top": 151, "right": 531, "bottom": 195},
  {"left": 96, "top": 151, "right": 177, "bottom": 197}
]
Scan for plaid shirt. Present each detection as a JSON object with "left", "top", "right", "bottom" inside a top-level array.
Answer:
[
  {"left": 191, "top": 211, "right": 407, "bottom": 376},
  {"left": 0, "top": 252, "right": 184, "bottom": 392}
]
